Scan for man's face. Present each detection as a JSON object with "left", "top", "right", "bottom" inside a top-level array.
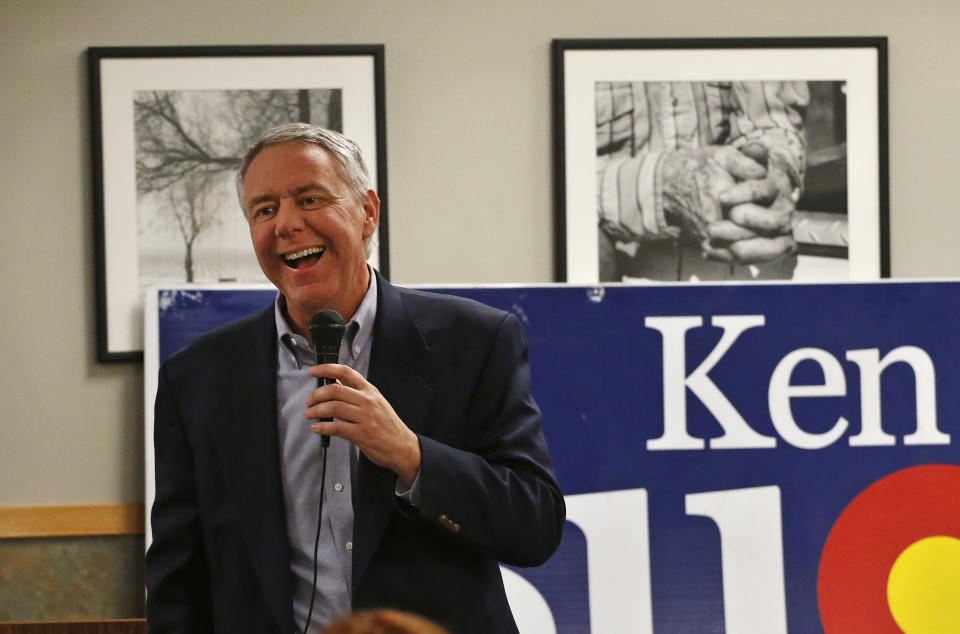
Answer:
[{"left": 243, "top": 142, "right": 379, "bottom": 330}]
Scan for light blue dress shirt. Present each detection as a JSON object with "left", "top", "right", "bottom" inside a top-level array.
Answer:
[{"left": 274, "top": 278, "right": 377, "bottom": 632}]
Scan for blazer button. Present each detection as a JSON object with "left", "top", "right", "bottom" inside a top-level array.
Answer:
[{"left": 450, "top": 522, "right": 461, "bottom": 533}]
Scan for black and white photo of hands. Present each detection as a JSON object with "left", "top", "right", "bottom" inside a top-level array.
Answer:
[{"left": 661, "top": 141, "right": 799, "bottom": 265}]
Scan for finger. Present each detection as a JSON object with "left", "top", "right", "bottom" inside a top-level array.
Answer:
[
  {"left": 305, "top": 399, "right": 363, "bottom": 424},
  {"left": 305, "top": 381, "right": 361, "bottom": 408},
  {"left": 713, "top": 146, "right": 766, "bottom": 181},
  {"left": 707, "top": 220, "right": 759, "bottom": 242},
  {"left": 729, "top": 236, "right": 796, "bottom": 264},
  {"left": 728, "top": 203, "right": 793, "bottom": 233},
  {"left": 767, "top": 153, "right": 802, "bottom": 191},
  {"left": 308, "top": 363, "right": 366, "bottom": 388},
  {"left": 739, "top": 142, "right": 769, "bottom": 166},
  {"left": 765, "top": 164, "right": 795, "bottom": 198},
  {"left": 700, "top": 240, "right": 736, "bottom": 263},
  {"left": 309, "top": 419, "right": 360, "bottom": 442},
  {"left": 718, "top": 179, "right": 779, "bottom": 207}
]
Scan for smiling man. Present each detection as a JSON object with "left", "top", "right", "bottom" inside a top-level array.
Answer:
[
  {"left": 245, "top": 139, "right": 378, "bottom": 332},
  {"left": 145, "top": 123, "right": 566, "bottom": 634}
]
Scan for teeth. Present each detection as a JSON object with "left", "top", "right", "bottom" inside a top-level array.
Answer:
[{"left": 284, "top": 247, "right": 324, "bottom": 261}]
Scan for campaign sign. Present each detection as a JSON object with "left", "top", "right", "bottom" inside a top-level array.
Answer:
[{"left": 145, "top": 281, "right": 960, "bottom": 634}]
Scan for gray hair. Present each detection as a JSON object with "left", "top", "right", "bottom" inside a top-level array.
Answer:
[{"left": 236, "top": 122, "right": 376, "bottom": 256}]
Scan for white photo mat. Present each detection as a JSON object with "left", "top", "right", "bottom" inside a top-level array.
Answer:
[{"left": 558, "top": 42, "right": 885, "bottom": 283}]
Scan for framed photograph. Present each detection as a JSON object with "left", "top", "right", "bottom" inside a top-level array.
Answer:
[
  {"left": 553, "top": 37, "right": 888, "bottom": 284},
  {"left": 89, "top": 45, "right": 388, "bottom": 362}
]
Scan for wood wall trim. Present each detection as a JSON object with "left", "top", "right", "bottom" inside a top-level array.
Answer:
[
  {"left": 0, "top": 620, "right": 146, "bottom": 633},
  {"left": 0, "top": 504, "right": 145, "bottom": 538}
]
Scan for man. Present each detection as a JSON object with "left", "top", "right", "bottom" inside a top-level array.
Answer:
[
  {"left": 596, "top": 80, "right": 809, "bottom": 281},
  {"left": 145, "top": 123, "right": 566, "bottom": 633}
]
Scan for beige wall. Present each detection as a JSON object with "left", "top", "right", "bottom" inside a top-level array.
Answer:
[{"left": 1, "top": 0, "right": 958, "bottom": 507}]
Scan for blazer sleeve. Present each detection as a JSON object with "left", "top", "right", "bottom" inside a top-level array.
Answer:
[
  {"left": 145, "top": 362, "right": 213, "bottom": 633},
  {"left": 412, "top": 312, "right": 566, "bottom": 567}
]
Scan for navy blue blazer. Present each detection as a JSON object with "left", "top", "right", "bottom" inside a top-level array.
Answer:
[{"left": 146, "top": 273, "right": 566, "bottom": 634}]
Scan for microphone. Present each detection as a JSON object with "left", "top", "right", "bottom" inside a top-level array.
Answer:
[{"left": 307, "top": 309, "right": 345, "bottom": 447}]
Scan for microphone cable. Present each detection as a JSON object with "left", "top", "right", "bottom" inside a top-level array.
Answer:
[{"left": 301, "top": 444, "right": 328, "bottom": 634}]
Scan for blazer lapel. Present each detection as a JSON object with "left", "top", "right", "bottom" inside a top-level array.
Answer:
[
  {"left": 211, "top": 306, "right": 296, "bottom": 633},
  {"left": 353, "top": 273, "right": 435, "bottom": 591}
]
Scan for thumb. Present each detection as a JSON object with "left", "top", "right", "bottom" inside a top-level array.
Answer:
[{"left": 739, "top": 142, "right": 769, "bottom": 166}]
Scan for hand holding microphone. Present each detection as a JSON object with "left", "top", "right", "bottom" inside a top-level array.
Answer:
[{"left": 304, "top": 309, "right": 421, "bottom": 485}]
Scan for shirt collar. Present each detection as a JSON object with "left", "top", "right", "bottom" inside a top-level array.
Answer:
[
  {"left": 348, "top": 268, "right": 377, "bottom": 358},
  {"left": 274, "top": 265, "right": 379, "bottom": 354}
]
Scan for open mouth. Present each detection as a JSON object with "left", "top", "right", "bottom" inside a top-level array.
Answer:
[{"left": 283, "top": 246, "right": 325, "bottom": 269}]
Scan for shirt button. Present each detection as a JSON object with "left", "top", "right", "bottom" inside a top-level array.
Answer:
[
  {"left": 346, "top": 541, "right": 353, "bottom": 551},
  {"left": 334, "top": 482, "right": 343, "bottom": 492},
  {"left": 353, "top": 346, "right": 361, "bottom": 355}
]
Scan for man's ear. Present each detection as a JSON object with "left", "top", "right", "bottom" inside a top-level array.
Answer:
[{"left": 361, "top": 189, "right": 381, "bottom": 239}]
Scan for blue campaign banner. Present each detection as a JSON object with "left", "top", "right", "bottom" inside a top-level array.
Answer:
[{"left": 149, "top": 281, "right": 960, "bottom": 634}]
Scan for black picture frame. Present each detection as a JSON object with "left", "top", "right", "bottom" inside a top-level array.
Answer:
[
  {"left": 89, "top": 45, "right": 388, "bottom": 362},
  {"left": 552, "top": 37, "right": 889, "bottom": 283}
]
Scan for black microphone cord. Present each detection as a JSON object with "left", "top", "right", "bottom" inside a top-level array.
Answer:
[{"left": 301, "top": 444, "right": 328, "bottom": 634}]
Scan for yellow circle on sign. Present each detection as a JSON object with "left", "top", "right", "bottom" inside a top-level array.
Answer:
[{"left": 887, "top": 535, "right": 960, "bottom": 634}]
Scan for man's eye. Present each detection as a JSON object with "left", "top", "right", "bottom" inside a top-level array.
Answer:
[
  {"left": 252, "top": 206, "right": 275, "bottom": 219},
  {"left": 302, "top": 196, "right": 320, "bottom": 206}
]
